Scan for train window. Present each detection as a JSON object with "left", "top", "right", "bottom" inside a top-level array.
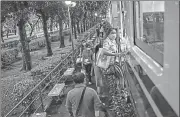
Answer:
[
  {"left": 134, "top": 1, "right": 164, "bottom": 66},
  {"left": 134, "top": 65, "right": 178, "bottom": 117}
]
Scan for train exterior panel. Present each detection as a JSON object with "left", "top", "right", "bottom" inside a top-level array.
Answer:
[{"left": 108, "top": 1, "right": 179, "bottom": 117}]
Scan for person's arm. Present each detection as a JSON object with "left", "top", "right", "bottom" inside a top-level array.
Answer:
[
  {"left": 82, "top": 50, "right": 85, "bottom": 65},
  {"left": 103, "top": 39, "right": 127, "bottom": 57},
  {"left": 103, "top": 39, "right": 118, "bottom": 56},
  {"left": 90, "top": 50, "right": 93, "bottom": 63},
  {"left": 103, "top": 49, "right": 128, "bottom": 57},
  {"left": 65, "top": 92, "right": 74, "bottom": 117}
]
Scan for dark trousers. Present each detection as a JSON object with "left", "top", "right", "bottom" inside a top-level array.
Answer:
[
  {"left": 96, "top": 30, "right": 100, "bottom": 37},
  {"left": 100, "top": 32, "right": 103, "bottom": 38},
  {"left": 84, "top": 63, "right": 92, "bottom": 82}
]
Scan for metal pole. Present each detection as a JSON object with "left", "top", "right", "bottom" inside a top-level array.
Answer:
[
  {"left": 68, "top": 6, "right": 76, "bottom": 68},
  {"left": 38, "top": 87, "right": 44, "bottom": 111}
]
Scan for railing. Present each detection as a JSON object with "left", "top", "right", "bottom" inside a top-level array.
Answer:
[
  {"left": 4, "top": 46, "right": 80, "bottom": 117},
  {"left": 4, "top": 25, "right": 98, "bottom": 117}
]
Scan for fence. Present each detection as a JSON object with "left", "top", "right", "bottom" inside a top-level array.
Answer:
[{"left": 4, "top": 24, "right": 98, "bottom": 117}]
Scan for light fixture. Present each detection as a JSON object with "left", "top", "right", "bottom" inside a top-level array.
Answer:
[
  {"left": 65, "top": 1, "right": 72, "bottom": 5},
  {"left": 71, "top": 2, "right": 76, "bottom": 7}
]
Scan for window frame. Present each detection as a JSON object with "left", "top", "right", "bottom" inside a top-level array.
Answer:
[{"left": 133, "top": 1, "right": 164, "bottom": 66}]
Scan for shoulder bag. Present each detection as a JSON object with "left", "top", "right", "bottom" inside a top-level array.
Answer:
[
  {"left": 96, "top": 48, "right": 111, "bottom": 69},
  {"left": 75, "top": 87, "right": 86, "bottom": 117}
]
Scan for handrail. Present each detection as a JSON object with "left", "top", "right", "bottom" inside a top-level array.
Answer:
[
  {"left": 4, "top": 47, "right": 79, "bottom": 117},
  {"left": 4, "top": 25, "right": 97, "bottom": 117}
]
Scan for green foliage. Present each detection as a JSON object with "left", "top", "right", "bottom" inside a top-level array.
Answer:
[
  {"left": 1, "top": 40, "right": 19, "bottom": 49},
  {"left": 17, "top": 38, "right": 45, "bottom": 52},
  {"left": 13, "top": 79, "right": 35, "bottom": 100},
  {"left": 1, "top": 72, "right": 33, "bottom": 116},
  {"left": 1, "top": 48, "right": 19, "bottom": 67}
]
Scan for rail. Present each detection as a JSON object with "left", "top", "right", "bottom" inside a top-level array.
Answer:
[
  {"left": 4, "top": 25, "right": 97, "bottom": 117},
  {"left": 4, "top": 46, "right": 80, "bottom": 117}
]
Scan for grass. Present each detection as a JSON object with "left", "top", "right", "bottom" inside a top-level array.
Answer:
[{"left": 1, "top": 34, "right": 79, "bottom": 116}]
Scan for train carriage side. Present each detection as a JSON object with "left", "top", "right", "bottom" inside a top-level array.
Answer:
[{"left": 109, "top": 1, "right": 179, "bottom": 117}]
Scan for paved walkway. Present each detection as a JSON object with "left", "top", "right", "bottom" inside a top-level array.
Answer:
[{"left": 46, "top": 31, "right": 107, "bottom": 117}]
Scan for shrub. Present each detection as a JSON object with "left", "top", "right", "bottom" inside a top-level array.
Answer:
[
  {"left": 63, "top": 29, "right": 70, "bottom": 36},
  {"left": 17, "top": 38, "right": 46, "bottom": 52},
  {"left": 50, "top": 36, "right": 59, "bottom": 42},
  {"left": 29, "top": 38, "right": 46, "bottom": 51},
  {"left": 1, "top": 48, "right": 19, "bottom": 67},
  {"left": 31, "top": 51, "right": 67, "bottom": 77},
  {"left": 1, "top": 40, "right": 19, "bottom": 49},
  {"left": 1, "top": 73, "right": 34, "bottom": 116}
]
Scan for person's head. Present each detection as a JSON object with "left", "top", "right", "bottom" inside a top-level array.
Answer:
[
  {"left": 64, "top": 75, "right": 73, "bottom": 85},
  {"left": 108, "top": 28, "right": 117, "bottom": 40},
  {"left": 82, "top": 42, "right": 86, "bottom": 47},
  {"left": 82, "top": 40, "right": 86, "bottom": 43},
  {"left": 85, "top": 43, "right": 91, "bottom": 50},
  {"left": 73, "top": 72, "right": 85, "bottom": 84}
]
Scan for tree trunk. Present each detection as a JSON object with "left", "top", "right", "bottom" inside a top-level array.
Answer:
[
  {"left": 83, "top": 20, "right": 86, "bottom": 32},
  {"left": 73, "top": 20, "right": 77, "bottom": 39},
  {"left": 71, "top": 19, "right": 74, "bottom": 35},
  {"left": 76, "top": 21, "right": 80, "bottom": 34},
  {"left": 1, "top": 26, "right": 4, "bottom": 43},
  {"left": 6, "top": 29, "right": 9, "bottom": 38},
  {"left": 81, "top": 22, "right": 84, "bottom": 33},
  {"left": 15, "top": 29, "right": 16, "bottom": 35},
  {"left": 14, "top": 25, "right": 16, "bottom": 35},
  {"left": 55, "top": 22, "right": 58, "bottom": 30},
  {"left": 18, "top": 19, "right": 32, "bottom": 71},
  {"left": 50, "top": 17, "right": 53, "bottom": 32},
  {"left": 86, "top": 20, "right": 88, "bottom": 30},
  {"left": 41, "top": 11, "right": 53, "bottom": 56},
  {"left": 29, "top": 28, "right": 34, "bottom": 36},
  {"left": 58, "top": 18, "right": 65, "bottom": 48}
]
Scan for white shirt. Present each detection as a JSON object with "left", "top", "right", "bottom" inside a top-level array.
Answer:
[{"left": 103, "top": 37, "right": 118, "bottom": 64}]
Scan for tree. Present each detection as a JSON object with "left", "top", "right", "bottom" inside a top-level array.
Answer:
[
  {"left": 1, "top": 1, "right": 32, "bottom": 70},
  {"left": 55, "top": 2, "right": 67, "bottom": 48},
  {"left": 30, "top": 1, "right": 53, "bottom": 56},
  {"left": 27, "top": 13, "right": 40, "bottom": 36}
]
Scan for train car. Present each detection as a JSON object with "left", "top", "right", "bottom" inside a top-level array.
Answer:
[{"left": 108, "top": 1, "right": 179, "bottom": 117}]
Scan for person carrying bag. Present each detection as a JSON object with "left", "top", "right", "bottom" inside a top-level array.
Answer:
[
  {"left": 75, "top": 87, "right": 86, "bottom": 117},
  {"left": 66, "top": 72, "right": 106, "bottom": 117}
]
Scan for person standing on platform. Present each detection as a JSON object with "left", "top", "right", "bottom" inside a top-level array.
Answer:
[
  {"left": 66, "top": 72, "right": 105, "bottom": 117},
  {"left": 96, "top": 25, "right": 100, "bottom": 38},
  {"left": 82, "top": 43, "right": 93, "bottom": 85},
  {"left": 99, "top": 24, "right": 104, "bottom": 38},
  {"left": 96, "top": 28, "right": 126, "bottom": 97},
  {"left": 93, "top": 43, "right": 104, "bottom": 95}
]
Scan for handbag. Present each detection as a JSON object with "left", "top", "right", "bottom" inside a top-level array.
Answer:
[
  {"left": 96, "top": 48, "right": 111, "bottom": 69},
  {"left": 75, "top": 87, "right": 86, "bottom": 117}
]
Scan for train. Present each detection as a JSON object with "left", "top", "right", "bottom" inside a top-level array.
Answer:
[{"left": 107, "top": 1, "right": 179, "bottom": 117}]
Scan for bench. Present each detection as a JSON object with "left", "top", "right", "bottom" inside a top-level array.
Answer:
[
  {"left": 43, "top": 83, "right": 65, "bottom": 112},
  {"left": 48, "top": 83, "right": 65, "bottom": 97},
  {"left": 63, "top": 68, "right": 75, "bottom": 76},
  {"left": 31, "top": 112, "right": 46, "bottom": 117},
  {"left": 43, "top": 97, "right": 53, "bottom": 111}
]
